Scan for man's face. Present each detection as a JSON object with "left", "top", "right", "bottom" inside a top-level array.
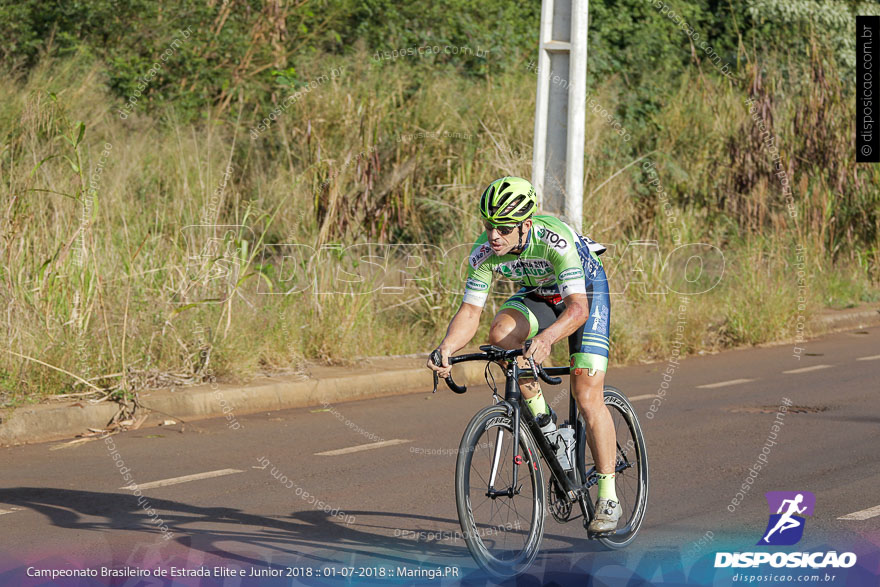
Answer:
[{"left": 484, "top": 218, "right": 532, "bottom": 255}]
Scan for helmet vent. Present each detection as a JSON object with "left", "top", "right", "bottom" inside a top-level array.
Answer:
[{"left": 500, "top": 195, "right": 525, "bottom": 216}]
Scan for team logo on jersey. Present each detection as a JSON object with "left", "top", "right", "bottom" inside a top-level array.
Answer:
[
  {"left": 558, "top": 268, "right": 584, "bottom": 282},
  {"left": 465, "top": 278, "right": 489, "bottom": 291},
  {"left": 537, "top": 227, "right": 569, "bottom": 251},
  {"left": 583, "top": 254, "right": 601, "bottom": 279},
  {"left": 469, "top": 243, "right": 493, "bottom": 268},
  {"left": 495, "top": 259, "right": 553, "bottom": 279}
]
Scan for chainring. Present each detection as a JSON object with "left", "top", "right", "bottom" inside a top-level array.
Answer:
[{"left": 548, "top": 478, "right": 572, "bottom": 523}]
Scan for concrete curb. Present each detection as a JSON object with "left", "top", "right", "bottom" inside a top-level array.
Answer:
[
  {"left": 2, "top": 305, "right": 878, "bottom": 447},
  {"left": 817, "top": 307, "right": 880, "bottom": 332},
  {"left": 0, "top": 361, "right": 486, "bottom": 447}
]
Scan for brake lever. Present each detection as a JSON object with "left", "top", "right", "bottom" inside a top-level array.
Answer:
[
  {"left": 430, "top": 349, "right": 441, "bottom": 393},
  {"left": 528, "top": 356, "right": 539, "bottom": 377},
  {"left": 530, "top": 355, "right": 564, "bottom": 386},
  {"left": 523, "top": 339, "right": 537, "bottom": 379}
]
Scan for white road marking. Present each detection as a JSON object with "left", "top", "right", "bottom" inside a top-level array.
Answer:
[
  {"left": 838, "top": 505, "right": 880, "bottom": 521},
  {"left": 316, "top": 439, "right": 411, "bottom": 456},
  {"left": 628, "top": 394, "right": 656, "bottom": 402},
  {"left": 783, "top": 364, "right": 831, "bottom": 374},
  {"left": 0, "top": 507, "right": 21, "bottom": 516},
  {"left": 120, "top": 469, "right": 244, "bottom": 490},
  {"left": 856, "top": 355, "right": 880, "bottom": 361},
  {"left": 697, "top": 378, "right": 754, "bottom": 389}
]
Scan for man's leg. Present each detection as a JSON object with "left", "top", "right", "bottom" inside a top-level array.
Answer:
[
  {"left": 569, "top": 260, "right": 617, "bottom": 531},
  {"left": 488, "top": 309, "right": 542, "bottom": 403},
  {"left": 492, "top": 290, "right": 559, "bottom": 415},
  {"left": 488, "top": 299, "right": 561, "bottom": 424},
  {"left": 571, "top": 368, "right": 615, "bottom": 476},
  {"left": 573, "top": 368, "right": 621, "bottom": 532}
]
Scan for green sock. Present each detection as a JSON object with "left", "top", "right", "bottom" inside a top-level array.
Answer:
[
  {"left": 524, "top": 390, "right": 547, "bottom": 417},
  {"left": 597, "top": 473, "right": 617, "bottom": 501}
]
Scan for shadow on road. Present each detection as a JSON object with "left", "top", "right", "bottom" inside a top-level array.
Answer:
[{"left": 0, "top": 487, "right": 600, "bottom": 579}]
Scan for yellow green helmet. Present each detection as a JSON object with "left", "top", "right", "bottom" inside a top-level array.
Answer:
[{"left": 479, "top": 176, "right": 537, "bottom": 224}]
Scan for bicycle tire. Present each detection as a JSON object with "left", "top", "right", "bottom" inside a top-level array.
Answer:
[
  {"left": 576, "top": 386, "right": 649, "bottom": 549},
  {"left": 455, "top": 404, "right": 546, "bottom": 578}
]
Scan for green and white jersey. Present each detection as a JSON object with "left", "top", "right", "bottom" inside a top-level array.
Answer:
[{"left": 462, "top": 215, "right": 606, "bottom": 308}]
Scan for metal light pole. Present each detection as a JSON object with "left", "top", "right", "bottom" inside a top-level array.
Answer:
[{"left": 532, "top": 0, "right": 588, "bottom": 232}]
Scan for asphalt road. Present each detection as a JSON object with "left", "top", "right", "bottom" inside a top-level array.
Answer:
[{"left": 1, "top": 326, "right": 878, "bottom": 586}]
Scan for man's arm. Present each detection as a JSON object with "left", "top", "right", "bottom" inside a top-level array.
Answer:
[
  {"left": 439, "top": 301, "right": 483, "bottom": 353},
  {"left": 523, "top": 292, "right": 589, "bottom": 364},
  {"left": 427, "top": 301, "right": 483, "bottom": 377}
]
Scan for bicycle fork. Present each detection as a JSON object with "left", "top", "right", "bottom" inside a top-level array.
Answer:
[
  {"left": 485, "top": 367, "right": 525, "bottom": 499},
  {"left": 485, "top": 366, "right": 585, "bottom": 507},
  {"left": 487, "top": 426, "right": 506, "bottom": 491}
]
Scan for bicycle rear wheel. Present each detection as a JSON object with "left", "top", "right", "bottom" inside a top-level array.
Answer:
[
  {"left": 455, "top": 404, "right": 545, "bottom": 578},
  {"left": 576, "top": 386, "right": 648, "bottom": 549}
]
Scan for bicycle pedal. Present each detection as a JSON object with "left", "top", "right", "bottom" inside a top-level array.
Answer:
[
  {"left": 584, "top": 521, "right": 612, "bottom": 536},
  {"left": 584, "top": 521, "right": 616, "bottom": 537}
]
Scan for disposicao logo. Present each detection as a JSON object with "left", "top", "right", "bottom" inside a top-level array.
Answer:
[
  {"left": 715, "top": 491, "right": 857, "bottom": 570},
  {"left": 759, "top": 491, "right": 814, "bottom": 546}
]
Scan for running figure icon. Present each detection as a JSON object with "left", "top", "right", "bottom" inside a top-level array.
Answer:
[{"left": 762, "top": 493, "right": 808, "bottom": 544}]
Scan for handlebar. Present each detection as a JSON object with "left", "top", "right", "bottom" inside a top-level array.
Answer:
[
  {"left": 430, "top": 349, "right": 468, "bottom": 394},
  {"left": 430, "top": 342, "right": 562, "bottom": 394}
]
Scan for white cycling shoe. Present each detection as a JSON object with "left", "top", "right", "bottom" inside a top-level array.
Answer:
[{"left": 588, "top": 497, "right": 622, "bottom": 533}]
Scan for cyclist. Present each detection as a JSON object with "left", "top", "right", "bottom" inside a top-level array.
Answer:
[{"left": 427, "top": 176, "right": 620, "bottom": 533}]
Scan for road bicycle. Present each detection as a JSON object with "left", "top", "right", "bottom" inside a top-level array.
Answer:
[{"left": 430, "top": 344, "right": 649, "bottom": 578}]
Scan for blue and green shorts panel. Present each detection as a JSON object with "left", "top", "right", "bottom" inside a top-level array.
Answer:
[{"left": 500, "top": 262, "right": 611, "bottom": 373}]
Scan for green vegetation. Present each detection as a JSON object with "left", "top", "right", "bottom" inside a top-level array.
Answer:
[{"left": 0, "top": 0, "right": 877, "bottom": 406}]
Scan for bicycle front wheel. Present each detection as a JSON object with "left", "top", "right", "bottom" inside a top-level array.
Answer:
[
  {"left": 577, "top": 386, "right": 649, "bottom": 549},
  {"left": 455, "top": 404, "right": 545, "bottom": 578}
]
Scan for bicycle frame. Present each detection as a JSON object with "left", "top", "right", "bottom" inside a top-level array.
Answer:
[{"left": 487, "top": 360, "right": 590, "bottom": 515}]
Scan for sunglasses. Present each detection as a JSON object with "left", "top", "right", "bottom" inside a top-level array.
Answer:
[{"left": 483, "top": 221, "right": 522, "bottom": 235}]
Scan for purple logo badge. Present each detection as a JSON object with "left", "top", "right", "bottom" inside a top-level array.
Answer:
[{"left": 758, "top": 491, "right": 815, "bottom": 546}]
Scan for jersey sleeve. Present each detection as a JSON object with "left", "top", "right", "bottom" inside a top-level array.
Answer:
[
  {"left": 462, "top": 240, "right": 493, "bottom": 307},
  {"left": 554, "top": 246, "right": 587, "bottom": 298}
]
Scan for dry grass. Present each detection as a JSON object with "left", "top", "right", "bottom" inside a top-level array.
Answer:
[{"left": 0, "top": 50, "right": 876, "bottom": 406}]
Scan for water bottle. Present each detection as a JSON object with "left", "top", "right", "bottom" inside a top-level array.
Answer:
[
  {"left": 536, "top": 409, "right": 557, "bottom": 437},
  {"left": 555, "top": 425, "right": 576, "bottom": 471}
]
